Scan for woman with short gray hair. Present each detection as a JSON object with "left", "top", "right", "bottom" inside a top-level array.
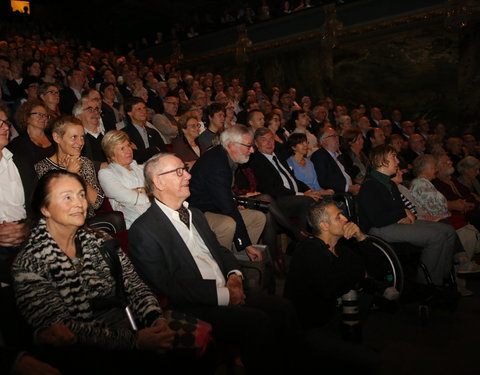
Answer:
[{"left": 98, "top": 130, "right": 151, "bottom": 228}]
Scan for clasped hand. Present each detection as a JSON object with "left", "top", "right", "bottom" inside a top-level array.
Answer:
[
  {"left": 137, "top": 319, "right": 175, "bottom": 353},
  {"left": 227, "top": 274, "right": 246, "bottom": 306}
]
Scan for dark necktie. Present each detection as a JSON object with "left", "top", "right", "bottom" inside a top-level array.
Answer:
[
  {"left": 272, "top": 155, "right": 295, "bottom": 192},
  {"left": 177, "top": 206, "right": 190, "bottom": 229}
]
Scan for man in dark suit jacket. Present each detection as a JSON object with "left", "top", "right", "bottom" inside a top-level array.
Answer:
[
  {"left": 1, "top": 108, "right": 37, "bottom": 259},
  {"left": 122, "top": 97, "right": 167, "bottom": 164},
  {"left": 59, "top": 68, "right": 85, "bottom": 115},
  {"left": 128, "top": 153, "right": 303, "bottom": 374},
  {"left": 311, "top": 127, "right": 361, "bottom": 195},
  {"left": 400, "top": 133, "right": 425, "bottom": 166},
  {"left": 249, "top": 127, "right": 320, "bottom": 231},
  {"left": 189, "top": 125, "right": 265, "bottom": 258},
  {"left": 73, "top": 97, "right": 108, "bottom": 173}
]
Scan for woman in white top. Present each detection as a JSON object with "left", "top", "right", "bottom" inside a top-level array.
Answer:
[{"left": 98, "top": 130, "right": 151, "bottom": 228}]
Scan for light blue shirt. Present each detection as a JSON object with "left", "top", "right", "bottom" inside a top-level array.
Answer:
[{"left": 287, "top": 157, "right": 323, "bottom": 191}]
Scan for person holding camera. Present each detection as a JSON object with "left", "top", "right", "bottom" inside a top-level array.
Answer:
[{"left": 189, "top": 124, "right": 265, "bottom": 261}]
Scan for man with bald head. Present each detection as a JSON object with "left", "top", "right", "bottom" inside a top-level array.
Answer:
[{"left": 128, "top": 152, "right": 302, "bottom": 375}]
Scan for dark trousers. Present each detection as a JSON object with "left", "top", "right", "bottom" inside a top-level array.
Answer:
[{"left": 182, "top": 292, "right": 303, "bottom": 375}]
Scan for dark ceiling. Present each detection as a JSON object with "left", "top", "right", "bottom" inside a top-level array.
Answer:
[{"left": 24, "top": 0, "right": 248, "bottom": 49}]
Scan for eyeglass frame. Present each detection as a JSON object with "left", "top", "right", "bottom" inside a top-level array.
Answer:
[
  {"left": 234, "top": 142, "right": 254, "bottom": 149},
  {"left": 83, "top": 106, "right": 101, "bottom": 114},
  {"left": 157, "top": 165, "right": 189, "bottom": 177},
  {"left": 29, "top": 112, "right": 51, "bottom": 119},
  {"left": 45, "top": 90, "right": 60, "bottom": 95},
  {"left": 0, "top": 118, "right": 11, "bottom": 129}
]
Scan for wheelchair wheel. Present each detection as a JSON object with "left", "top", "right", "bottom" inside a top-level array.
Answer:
[{"left": 361, "top": 235, "right": 405, "bottom": 295}]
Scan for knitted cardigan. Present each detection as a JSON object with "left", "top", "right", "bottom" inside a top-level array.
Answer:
[{"left": 12, "top": 219, "right": 163, "bottom": 350}]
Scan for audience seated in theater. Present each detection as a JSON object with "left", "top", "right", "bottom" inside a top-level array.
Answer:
[
  {"left": 283, "top": 200, "right": 381, "bottom": 373},
  {"left": 408, "top": 155, "right": 480, "bottom": 292},
  {"left": 434, "top": 122, "right": 447, "bottom": 143},
  {"left": 100, "top": 82, "right": 123, "bottom": 131},
  {"left": 246, "top": 108, "right": 265, "bottom": 134},
  {"left": 127, "top": 152, "right": 309, "bottom": 375},
  {"left": 189, "top": 125, "right": 266, "bottom": 256},
  {"left": 388, "top": 134, "right": 410, "bottom": 175},
  {"left": 457, "top": 156, "right": 480, "bottom": 199},
  {"left": 19, "top": 75, "right": 41, "bottom": 105},
  {"left": 8, "top": 99, "right": 55, "bottom": 166},
  {"left": 279, "top": 91, "right": 295, "bottom": 124},
  {"left": 363, "top": 127, "right": 385, "bottom": 155},
  {"left": 98, "top": 130, "right": 151, "bottom": 229},
  {"left": 338, "top": 128, "right": 368, "bottom": 184},
  {"left": 390, "top": 109, "right": 403, "bottom": 135},
  {"left": 249, "top": 128, "right": 328, "bottom": 259},
  {"left": 445, "top": 136, "right": 466, "bottom": 170},
  {"left": 357, "top": 144, "right": 456, "bottom": 287},
  {"left": 289, "top": 109, "right": 318, "bottom": 157},
  {"left": 425, "top": 134, "right": 446, "bottom": 156},
  {"left": 265, "top": 111, "right": 288, "bottom": 160},
  {"left": 224, "top": 102, "right": 236, "bottom": 129},
  {"left": 308, "top": 105, "right": 330, "bottom": 138},
  {"left": 12, "top": 170, "right": 206, "bottom": 374},
  {"left": 311, "top": 127, "right": 361, "bottom": 195},
  {"left": 336, "top": 115, "right": 352, "bottom": 138},
  {"left": 171, "top": 111, "right": 207, "bottom": 169},
  {"left": 357, "top": 115, "right": 371, "bottom": 140},
  {"left": 38, "top": 82, "right": 60, "bottom": 119},
  {"left": 462, "top": 133, "right": 480, "bottom": 159},
  {"left": 152, "top": 93, "right": 179, "bottom": 144},
  {"left": 121, "top": 97, "right": 167, "bottom": 164},
  {"left": 400, "top": 120, "right": 415, "bottom": 142},
  {"left": 286, "top": 132, "right": 334, "bottom": 194},
  {"left": 432, "top": 153, "right": 480, "bottom": 232},
  {"left": 414, "top": 118, "right": 429, "bottom": 140},
  {"left": 34, "top": 115, "right": 125, "bottom": 234},
  {"left": 73, "top": 97, "right": 108, "bottom": 173},
  {"left": 378, "top": 119, "right": 392, "bottom": 139},
  {"left": 0, "top": 106, "right": 37, "bottom": 260},
  {"left": 59, "top": 68, "right": 86, "bottom": 115},
  {"left": 369, "top": 106, "right": 382, "bottom": 127},
  {"left": 197, "top": 102, "right": 225, "bottom": 150},
  {"left": 400, "top": 133, "right": 426, "bottom": 166}
]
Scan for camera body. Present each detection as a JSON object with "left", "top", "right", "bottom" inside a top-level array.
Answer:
[{"left": 233, "top": 196, "right": 270, "bottom": 212}]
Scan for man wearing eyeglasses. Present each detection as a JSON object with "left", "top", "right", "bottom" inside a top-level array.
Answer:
[
  {"left": 0, "top": 106, "right": 37, "bottom": 259},
  {"left": 152, "top": 94, "right": 179, "bottom": 144},
  {"left": 73, "top": 97, "right": 108, "bottom": 173},
  {"left": 128, "top": 152, "right": 303, "bottom": 375},
  {"left": 189, "top": 125, "right": 266, "bottom": 260},
  {"left": 311, "top": 127, "right": 361, "bottom": 196}
]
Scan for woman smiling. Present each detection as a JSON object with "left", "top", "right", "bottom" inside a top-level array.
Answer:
[{"left": 98, "top": 130, "right": 151, "bottom": 228}]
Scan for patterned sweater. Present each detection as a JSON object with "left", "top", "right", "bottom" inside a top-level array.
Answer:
[{"left": 12, "top": 220, "right": 163, "bottom": 350}]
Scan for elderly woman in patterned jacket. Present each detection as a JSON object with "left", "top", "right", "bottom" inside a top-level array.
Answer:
[{"left": 11, "top": 170, "right": 187, "bottom": 374}]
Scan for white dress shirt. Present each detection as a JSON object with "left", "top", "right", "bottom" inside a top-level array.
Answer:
[
  {"left": 326, "top": 149, "right": 353, "bottom": 192},
  {"left": 0, "top": 148, "right": 26, "bottom": 222},
  {"left": 155, "top": 199, "right": 232, "bottom": 306}
]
